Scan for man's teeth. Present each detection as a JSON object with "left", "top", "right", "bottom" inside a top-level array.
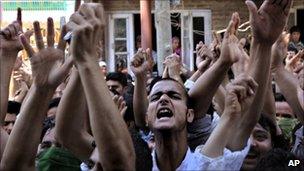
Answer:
[{"left": 160, "top": 109, "right": 170, "bottom": 113}]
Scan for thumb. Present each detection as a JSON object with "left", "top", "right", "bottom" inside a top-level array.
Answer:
[{"left": 245, "top": 0, "right": 258, "bottom": 22}]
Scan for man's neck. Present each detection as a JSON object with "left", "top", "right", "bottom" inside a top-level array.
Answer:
[{"left": 154, "top": 129, "right": 188, "bottom": 171}]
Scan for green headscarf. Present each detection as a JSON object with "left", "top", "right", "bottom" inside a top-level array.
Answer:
[{"left": 277, "top": 117, "right": 298, "bottom": 142}]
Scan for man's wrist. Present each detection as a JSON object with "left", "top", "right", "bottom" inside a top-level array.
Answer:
[
  {"left": 135, "top": 72, "right": 147, "bottom": 81},
  {"left": 251, "top": 38, "right": 273, "bottom": 47},
  {"left": 222, "top": 109, "right": 240, "bottom": 123}
]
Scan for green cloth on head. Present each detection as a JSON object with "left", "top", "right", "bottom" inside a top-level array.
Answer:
[
  {"left": 277, "top": 117, "right": 298, "bottom": 142},
  {"left": 37, "top": 146, "right": 81, "bottom": 171}
]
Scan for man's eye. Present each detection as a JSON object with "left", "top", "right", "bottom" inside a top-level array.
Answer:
[
  {"left": 256, "top": 135, "right": 267, "bottom": 141},
  {"left": 150, "top": 96, "right": 159, "bottom": 102},
  {"left": 172, "top": 95, "right": 181, "bottom": 99}
]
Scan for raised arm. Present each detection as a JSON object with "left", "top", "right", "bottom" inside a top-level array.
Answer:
[
  {"left": 131, "top": 49, "right": 150, "bottom": 128},
  {"left": 68, "top": 3, "right": 135, "bottom": 170},
  {"left": 0, "top": 18, "right": 69, "bottom": 170},
  {"left": 55, "top": 68, "right": 94, "bottom": 160},
  {"left": 228, "top": 0, "right": 293, "bottom": 150},
  {"left": 271, "top": 33, "right": 304, "bottom": 124},
  {"left": 188, "top": 12, "right": 240, "bottom": 118},
  {"left": 0, "top": 16, "right": 22, "bottom": 157},
  {"left": 202, "top": 74, "right": 257, "bottom": 157},
  {"left": 0, "top": 9, "right": 23, "bottom": 124}
]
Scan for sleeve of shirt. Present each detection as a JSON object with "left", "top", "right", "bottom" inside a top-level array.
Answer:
[
  {"left": 221, "top": 138, "right": 251, "bottom": 170},
  {"left": 193, "top": 139, "right": 251, "bottom": 170}
]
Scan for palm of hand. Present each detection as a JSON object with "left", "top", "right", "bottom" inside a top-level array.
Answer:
[
  {"left": 221, "top": 35, "right": 240, "bottom": 63},
  {"left": 31, "top": 48, "right": 65, "bottom": 88},
  {"left": 252, "top": 2, "right": 288, "bottom": 44},
  {"left": 196, "top": 47, "right": 212, "bottom": 67}
]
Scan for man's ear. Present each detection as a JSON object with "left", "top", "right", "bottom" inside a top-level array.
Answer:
[{"left": 186, "top": 109, "right": 194, "bottom": 123}]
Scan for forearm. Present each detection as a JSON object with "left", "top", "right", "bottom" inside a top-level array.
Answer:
[
  {"left": 0, "top": 57, "right": 17, "bottom": 124},
  {"left": 189, "top": 58, "right": 232, "bottom": 118},
  {"left": 0, "top": 128, "right": 9, "bottom": 161},
  {"left": 77, "top": 61, "right": 135, "bottom": 170},
  {"left": 233, "top": 41, "right": 272, "bottom": 149},
  {"left": 262, "top": 75, "right": 276, "bottom": 123},
  {"left": 202, "top": 113, "right": 237, "bottom": 158},
  {"left": 213, "top": 85, "right": 226, "bottom": 116},
  {"left": 274, "top": 66, "right": 304, "bottom": 124},
  {"left": 189, "top": 70, "right": 202, "bottom": 82},
  {"left": 0, "top": 85, "right": 54, "bottom": 170},
  {"left": 133, "top": 74, "right": 148, "bottom": 128},
  {"left": 55, "top": 69, "right": 94, "bottom": 160}
]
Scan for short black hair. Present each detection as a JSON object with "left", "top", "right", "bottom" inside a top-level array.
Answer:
[
  {"left": 7, "top": 101, "right": 21, "bottom": 115},
  {"left": 149, "top": 78, "right": 193, "bottom": 109},
  {"left": 256, "top": 148, "right": 302, "bottom": 171},
  {"left": 106, "top": 72, "right": 128, "bottom": 87},
  {"left": 290, "top": 26, "right": 301, "bottom": 34},
  {"left": 275, "top": 93, "right": 286, "bottom": 102}
]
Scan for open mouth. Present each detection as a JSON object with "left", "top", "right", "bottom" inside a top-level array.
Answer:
[
  {"left": 246, "top": 152, "right": 258, "bottom": 160},
  {"left": 157, "top": 108, "right": 173, "bottom": 119}
]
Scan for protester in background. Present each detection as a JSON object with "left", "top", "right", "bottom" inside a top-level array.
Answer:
[{"left": 288, "top": 26, "right": 304, "bottom": 53}]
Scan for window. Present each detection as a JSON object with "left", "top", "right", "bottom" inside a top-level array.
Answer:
[
  {"left": 108, "top": 14, "right": 134, "bottom": 72},
  {"left": 181, "top": 10, "right": 212, "bottom": 71}
]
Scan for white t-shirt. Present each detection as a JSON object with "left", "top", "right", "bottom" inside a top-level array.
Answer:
[{"left": 152, "top": 140, "right": 250, "bottom": 171}]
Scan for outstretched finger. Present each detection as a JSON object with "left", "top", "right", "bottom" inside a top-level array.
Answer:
[
  {"left": 17, "top": 8, "right": 22, "bottom": 28},
  {"left": 245, "top": 0, "right": 258, "bottom": 23},
  {"left": 33, "top": 21, "right": 44, "bottom": 50},
  {"left": 74, "top": 0, "right": 81, "bottom": 12},
  {"left": 47, "top": 18, "right": 55, "bottom": 47},
  {"left": 57, "top": 25, "right": 67, "bottom": 51},
  {"left": 20, "top": 34, "right": 35, "bottom": 57},
  {"left": 162, "top": 66, "right": 169, "bottom": 78}
]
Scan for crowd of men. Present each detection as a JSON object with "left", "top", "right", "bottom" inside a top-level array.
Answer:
[{"left": 0, "top": 0, "right": 303, "bottom": 170}]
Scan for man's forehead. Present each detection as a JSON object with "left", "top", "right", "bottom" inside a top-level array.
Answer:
[
  {"left": 253, "top": 123, "right": 269, "bottom": 133},
  {"left": 150, "top": 80, "right": 185, "bottom": 95},
  {"left": 107, "top": 80, "right": 121, "bottom": 85}
]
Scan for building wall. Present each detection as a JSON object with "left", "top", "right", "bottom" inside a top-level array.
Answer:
[{"left": 101, "top": 0, "right": 304, "bottom": 31}]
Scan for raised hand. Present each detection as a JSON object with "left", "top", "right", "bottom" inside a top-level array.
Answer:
[
  {"left": 224, "top": 74, "right": 258, "bottom": 118},
  {"left": 196, "top": 41, "right": 213, "bottom": 72},
  {"left": 219, "top": 12, "right": 241, "bottom": 64},
  {"left": 131, "top": 48, "right": 150, "bottom": 76},
  {"left": 163, "top": 54, "right": 183, "bottom": 84},
  {"left": 232, "top": 38, "right": 250, "bottom": 76},
  {"left": 0, "top": 8, "right": 23, "bottom": 57},
  {"left": 246, "top": 0, "right": 293, "bottom": 44},
  {"left": 20, "top": 18, "right": 70, "bottom": 89},
  {"left": 271, "top": 32, "right": 290, "bottom": 71},
  {"left": 68, "top": 3, "right": 105, "bottom": 63},
  {"left": 210, "top": 31, "right": 222, "bottom": 59},
  {"left": 112, "top": 95, "right": 128, "bottom": 117},
  {"left": 285, "top": 50, "right": 304, "bottom": 73}
]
